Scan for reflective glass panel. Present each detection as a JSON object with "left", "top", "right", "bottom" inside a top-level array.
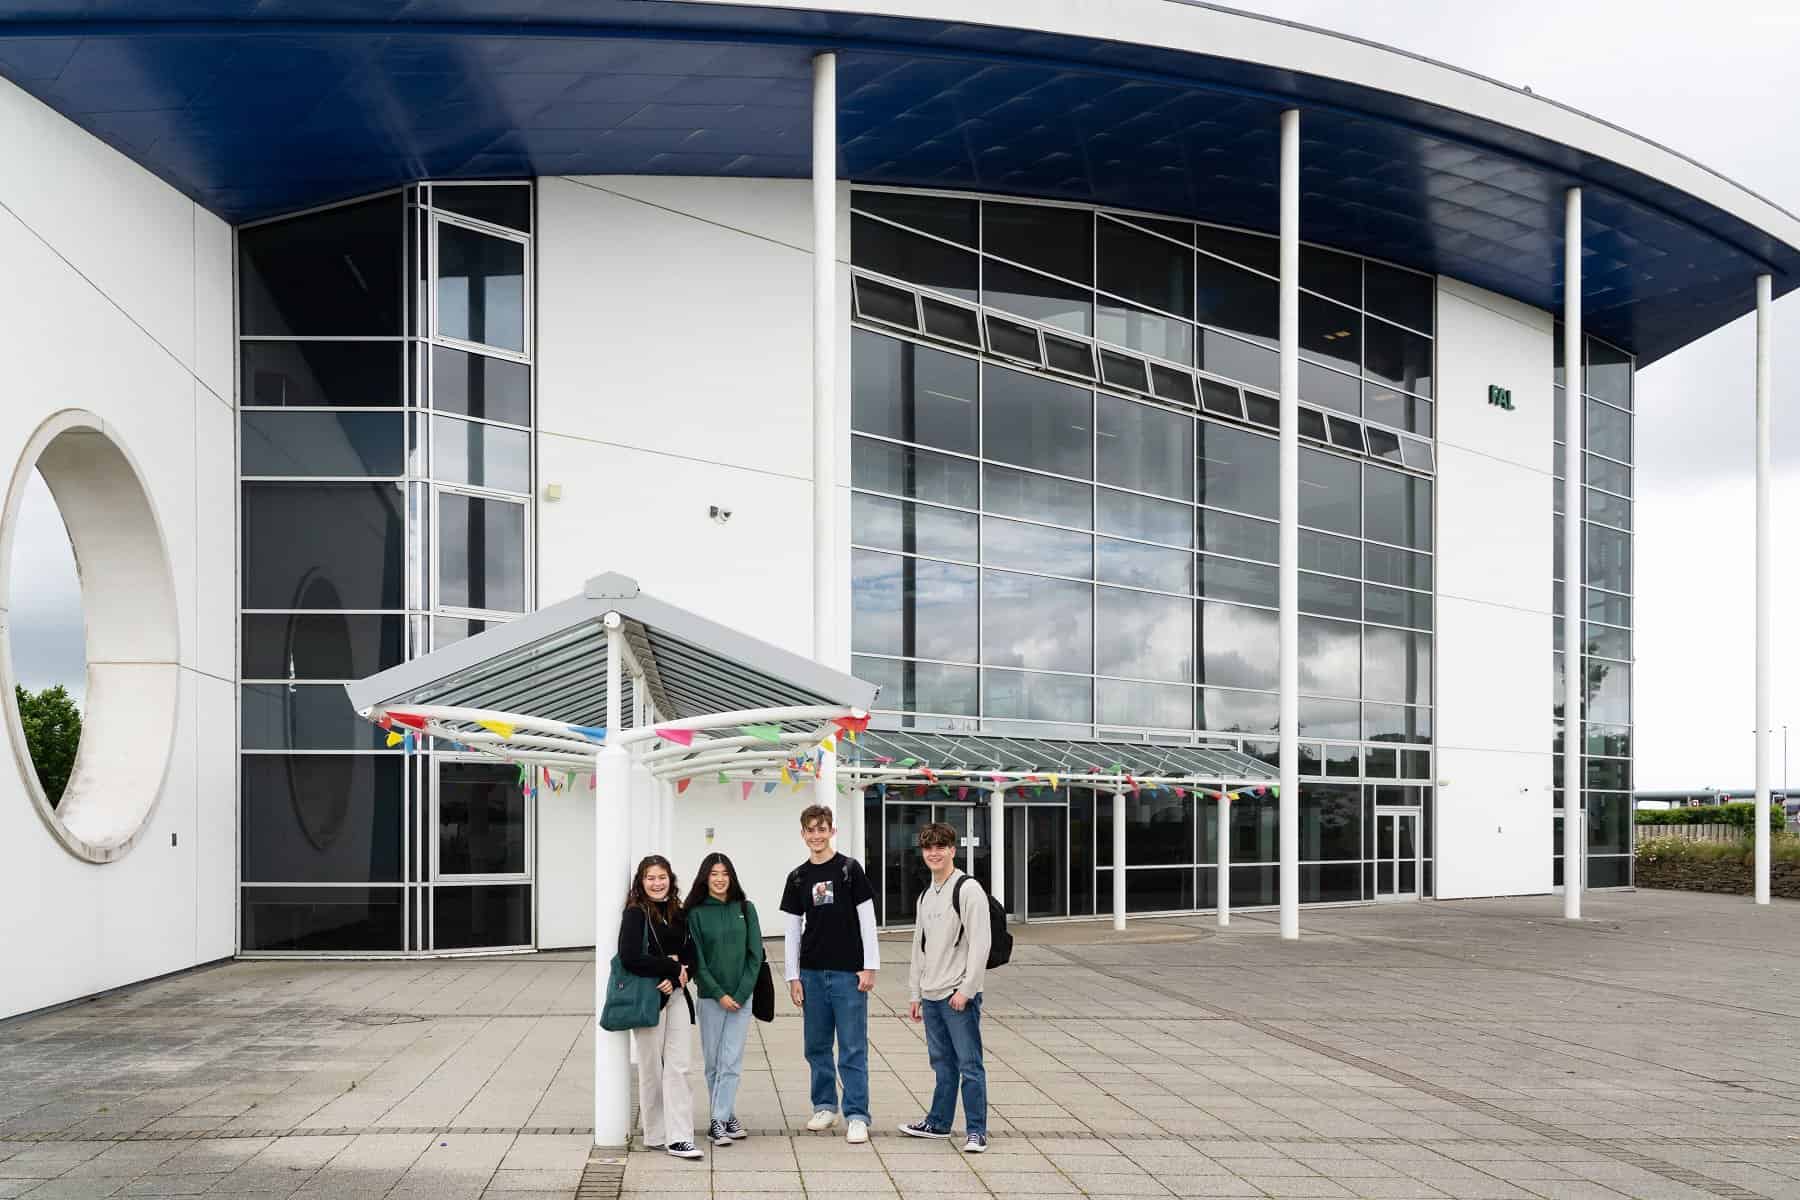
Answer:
[
  {"left": 1364, "top": 628, "right": 1432, "bottom": 705},
  {"left": 852, "top": 192, "right": 977, "bottom": 246},
  {"left": 1301, "top": 360, "right": 1362, "bottom": 415},
  {"left": 432, "top": 184, "right": 531, "bottom": 233},
  {"left": 852, "top": 494, "right": 978, "bottom": 561},
  {"left": 1585, "top": 338, "right": 1632, "bottom": 409},
  {"left": 853, "top": 438, "right": 980, "bottom": 508},
  {"left": 242, "top": 613, "right": 405, "bottom": 680},
  {"left": 1587, "top": 661, "right": 1631, "bottom": 724},
  {"left": 982, "top": 516, "right": 1092, "bottom": 578},
  {"left": 1363, "top": 261, "right": 1434, "bottom": 333},
  {"left": 1300, "top": 530, "right": 1360, "bottom": 578},
  {"left": 439, "top": 760, "right": 527, "bottom": 875},
  {"left": 1201, "top": 687, "right": 1278, "bottom": 734},
  {"left": 242, "top": 341, "right": 403, "bottom": 408},
  {"left": 1586, "top": 524, "right": 1632, "bottom": 593},
  {"left": 241, "top": 755, "right": 403, "bottom": 882},
  {"left": 1198, "top": 423, "right": 1277, "bottom": 517},
  {"left": 1199, "top": 600, "right": 1277, "bottom": 689},
  {"left": 1097, "top": 299, "right": 1194, "bottom": 364},
  {"left": 1299, "top": 783, "right": 1361, "bottom": 859},
  {"left": 981, "top": 668, "right": 1092, "bottom": 723},
  {"left": 983, "top": 465, "right": 1091, "bottom": 528},
  {"left": 983, "top": 364, "right": 1092, "bottom": 478},
  {"left": 855, "top": 275, "right": 918, "bottom": 329},
  {"left": 438, "top": 223, "right": 525, "bottom": 352},
  {"left": 433, "top": 345, "right": 531, "bottom": 426},
  {"left": 242, "top": 482, "right": 405, "bottom": 609},
  {"left": 241, "top": 683, "right": 385, "bottom": 750},
  {"left": 1195, "top": 252, "right": 1275, "bottom": 345},
  {"left": 1298, "top": 697, "right": 1360, "bottom": 740},
  {"left": 241, "top": 887, "right": 403, "bottom": 952},
  {"left": 240, "top": 195, "right": 403, "bottom": 336},
  {"left": 241, "top": 411, "right": 404, "bottom": 477},
  {"left": 1300, "top": 294, "right": 1360, "bottom": 373},
  {"left": 1194, "top": 225, "right": 1278, "bottom": 275},
  {"left": 1365, "top": 543, "right": 1433, "bottom": 590},
  {"left": 1097, "top": 487, "right": 1192, "bottom": 548},
  {"left": 1364, "top": 315, "right": 1433, "bottom": 398},
  {"left": 984, "top": 260, "right": 1092, "bottom": 335},
  {"left": 1300, "top": 572, "right": 1360, "bottom": 621},
  {"left": 1097, "top": 538, "right": 1192, "bottom": 592},
  {"left": 1299, "top": 448, "right": 1360, "bottom": 535},
  {"left": 982, "top": 570, "right": 1092, "bottom": 672},
  {"left": 433, "top": 416, "right": 530, "bottom": 494},
  {"left": 851, "top": 550, "right": 978, "bottom": 662},
  {"left": 851, "top": 214, "right": 977, "bottom": 300},
  {"left": 1363, "top": 702, "right": 1431, "bottom": 743},
  {"left": 1096, "top": 679, "right": 1193, "bottom": 730},
  {"left": 1097, "top": 394, "right": 1194, "bottom": 500},
  {"left": 1096, "top": 586, "right": 1192, "bottom": 681},
  {"left": 1299, "top": 616, "right": 1360, "bottom": 697},
  {"left": 1123, "top": 792, "right": 1196, "bottom": 864},
  {"left": 1586, "top": 488, "right": 1632, "bottom": 530},
  {"left": 1301, "top": 245, "right": 1361, "bottom": 306},
  {"left": 1365, "top": 466, "right": 1432, "bottom": 550},
  {"left": 1198, "top": 329, "right": 1279, "bottom": 392},
  {"left": 1098, "top": 218, "right": 1194, "bottom": 318},
  {"left": 1364, "top": 584, "right": 1432, "bottom": 630},
  {"left": 434, "top": 884, "right": 530, "bottom": 949},
  {"left": 1201, "top": 508, "right": 1277, "bottom": 562},
  {"left": 853, "top": 656, "right": 979, "bottom": 717},
  {"left": 438, "top": 492, "right": 526, "bottom": 612},
  {"left": 1586, "top": 399, "right": 1631, "bottom": 462},
  {"left": 983, "top": 201, "right": 1092, "bottom": 284},
  {"left": 1200, "top": 556, "right": 1277, "bottom": 606}
]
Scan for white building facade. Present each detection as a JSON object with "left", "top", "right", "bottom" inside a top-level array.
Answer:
[{"left": 0, "top": 0, "right": 1787, "bottom": 1015}]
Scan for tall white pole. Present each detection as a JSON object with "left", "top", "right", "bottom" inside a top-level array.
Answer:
[
  {"left": 1562, "top": 188, "right": 1584, "bottom": 922},
  {"left": 1217, "top": 792, "right": 1231, "bottom": 927},
  {"left": 1112, "top": 790, "right": 1127, "bottom": 932},
  {"left": 990, "top": 785, "right": 1008, "bottom": 915},
  {"left": 1278, "top": 108, "right": 1300, "bottom": 941},
  {"left": 1755, "top": 272, "right": 1773, "bottom": 905},
  {"left": 813, "top": 52, "right": 840, "bottom": 828},
  {"left": 594, "top": 615, "right": 632, "bottom": 1148}
]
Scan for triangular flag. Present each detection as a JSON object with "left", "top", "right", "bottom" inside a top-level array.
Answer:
[
  {"left": 402, "top": 731, "right": 416, "bottom": 753},
  {"left": 569, "top": 725, "right": 608, "bottom": 742},
  {"left": 780, "top": 765, "right": 794, "bottom": 785},
  {"left": 741, "top": 723, "right": 783, "bottom": 743},
  {"left": 655, "top": 726, "right": 694, "bottom": 746},
  {"left": 1048, "top": 773, "right": 1060, "bottom": 789},
  {"left": 832, "top": 714, "right": 870, "bottom": 736},
  {"left": 386, "top": 730, "right": 404, "bottom": 748},
  {"left": 477, "top": 719, "right": 515, "bottom": 739},
  {"left": 741, "top": 781, "right": 753, "bottom": 800},
  {"left": 677, "top": 778, "right": 691, "bottom": 795},
  {"left": 820, "top": 737, "right": 836, "bottom": 753},
  {"left": 956, "top": 786, "right": 968, "bottom": 801},
  {"left": 876, "top": 755, "right": 895, "bottom": 765},
  {"left": 1175, "top": 787, "right": 1187, "bottom": 798},
  {"left": 897, "top": 757, "right": 918, "bottom": 768},
  {"left": 389, "top": 712, "right": 427, "bottom": 730},
  {"left": 717, "top": 772, "right": 729, "bottom": 784},
  {"left": 763, "top": 782, "right": 778, "bottom": 794}
]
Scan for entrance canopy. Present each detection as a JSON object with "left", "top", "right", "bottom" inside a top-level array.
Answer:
[{"left": 343, "top": 571, "right": 879, "bottom": 769}]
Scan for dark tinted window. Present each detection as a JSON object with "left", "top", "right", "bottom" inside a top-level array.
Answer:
[
  {"left": 241, "top": 756, "right": 402, "bottom": 882},
  {"left": 242, "top": 341, "right": 403, "bottom": 408},
  {"left": 852, "top": 330, "right": 979, "bottom": 454},
  {"left": 439, "top": 761, "right": 528, "bottom": 875},
  {"left": 1364, "top": 262, "right": 1433, "bottom": 333},
  {"left": 984, "top": 260, "right": 1091, "bottom": 335},
  {"left": 439, "top": 494, "right": 526, "bottom": 612},
  {"left": 242, "top": 887, "right": 404, "bottom": 952},
  {"left": 1199, "top": 330, "right": 1278, "bottom": 391},
  {"left": 432, "top": 184, "right": 531, "bottom": 233},
  {"left": 434, "top": 885, "right": 531, "bottom": 949},
  {"left": 1301, "top": 246, "right": 1361, "bottom": 306},
  {"left": 1198, "top": 423, "right": 1277, "bottom": 517},
  {"left": 982, "top": 363, "right": 1092, "bottom": 478},
  {"left": 240, "top": 195, "right": 403, "bottom": 336},
  {"left": 1586, "top": 338, "right": 1632, "bottom": 409},
  {"left": 433, "top": 345, "right": 531, "bottom": 426},
  {"left": 1196, "top": 254, "right": 1277, "bottom": 345},
  {"left": 1299, "top": 448, "right": 1360, "bottom": 536},
  {"left": 1365, "top": 467, "right": 1432, "bottom": 550},
  {"left": 1299, "top": 783, "right": 1361, "bottom": 860},
  {"left": 854, "top": 277, "right": 918, "bottom": 329},
  {"left": 241, "top": 412, "right": 404, "bottom": 477},
  {"left": 852, "top": 214, "right": 977, "bottom": 301},
  {"left": 242, "top": 613, "right": 405, "bottom": 679},
  {"left": 984, "top": 202, "right": 1092, "bottom": 285},
  {"left": 1098, "top": 218, "right": 1193, "bottom": 317},
  {"left": 852, "top": 192, "right": 977, "bottom": 246},
  {"left": 438, "top": 224, "right": 525, "bottom": 352},
  {"left": 1300, "top": 294, "right": 1360, "bottom": 373},
  {"left": 242, "top": 482, "right": 404, "bottom": 608},
  {"left": 241, "top": 683, "right": 386, "bottom": 750},
  {"left": 1365, "top": 317, "right": 1434, "bottom": 397},
  {"left": 1194, "top": 225, "right": 1278, "bottom": 275}
]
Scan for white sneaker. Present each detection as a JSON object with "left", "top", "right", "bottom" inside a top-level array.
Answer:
[
  {"left": 846, "top": 1119, "right": 869, "bottom": 1144},
  {"left": 805, "top": 1110, "right": 839, "bottom": 1132}
]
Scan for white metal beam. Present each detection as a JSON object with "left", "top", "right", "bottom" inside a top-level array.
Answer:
[
  {"left": 1562, "top": 187, "right": 1584, "bottom": 922},
  {"left": 1756, "top": 271, "right": 1774, "bottom": 905},
  {"left": 1278, "top": 106, "right": 1300, "bottom": 941}
]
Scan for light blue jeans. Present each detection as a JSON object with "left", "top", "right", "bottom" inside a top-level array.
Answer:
[{"left": 696, "top": 996, "right": 753, "bottom": 1123}]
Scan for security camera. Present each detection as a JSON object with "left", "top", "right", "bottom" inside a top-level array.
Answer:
[{"left": 709, "top": 505, "right": 732, "bottom": 524}]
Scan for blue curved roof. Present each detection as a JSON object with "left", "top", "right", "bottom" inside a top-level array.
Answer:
[{"left": 1, "top": 0, "right": 1792, "bottom": 362}]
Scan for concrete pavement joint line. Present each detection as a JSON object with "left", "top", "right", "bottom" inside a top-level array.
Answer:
[{"left": 1036, "top": 943, "right": 1775, "bottom": 1200}]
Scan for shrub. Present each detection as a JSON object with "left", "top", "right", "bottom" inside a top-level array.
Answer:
[
  {"left": 1637, "top": 833, "right": 1800, "bottom": 865},
  {"left": 1635, "top": 802, "right": 1784, "bottom": 833}
]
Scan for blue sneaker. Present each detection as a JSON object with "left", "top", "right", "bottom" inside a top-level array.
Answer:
[
  {"left": 899, "top": 1119, "right": 950, "bottom": 1139},
  {"left": 962, "top": 1133, "right": 988, "bottom": 1153}
]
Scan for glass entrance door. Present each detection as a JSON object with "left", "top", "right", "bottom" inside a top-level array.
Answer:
[
  {"left": 882, "top": 801, "right": 983, "bottom": 924},
  {"left": 1003, "top": 805, "right": 1069, "bottom": 919},
  {"left": 1374, "top": 808, "right": 1420, "bottom": 901}
]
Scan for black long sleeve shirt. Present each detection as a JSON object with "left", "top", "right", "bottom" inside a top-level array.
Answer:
[{"left": 617, "top": 904, "right": 693, "bottom": 1016}]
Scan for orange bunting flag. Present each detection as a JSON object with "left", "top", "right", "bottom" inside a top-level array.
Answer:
[
  {"left": 655, "top": 727, "right": 695, "bottom": 747},
  {"left": 832, "top": 714, "right": 870, "bottom": 736}
]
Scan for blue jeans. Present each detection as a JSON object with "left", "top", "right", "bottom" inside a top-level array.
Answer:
[
  {"left": 799, "top": 968, "right": 869, "bottom": 1123},
  {"left": 696, "top": 997, "right": 753, "bottom": 1123},
  {"left": 922, "top": 994, "right": 985, "bottom": 1137}
]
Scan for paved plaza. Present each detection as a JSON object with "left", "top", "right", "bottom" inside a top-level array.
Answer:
[{"left": 2, "top": 890, "right": 1798, "bottom": 1199}]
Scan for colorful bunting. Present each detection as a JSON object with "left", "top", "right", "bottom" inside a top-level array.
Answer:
[
  {"left": 763, "top": 782, "right": 778, "bottom": 794},
  {"left": 832, "top": 714, "right": 870, "bottom": 737},
  {"left": 402, "top": 731, "right": 416, "bottom": 754},
  {"left": 655, "top": 726, "right": 695, "bottom": 746},
  {"left": 897, "top": 757, "right": 918, "bottom": 768},
  {"left": 741, "top": 781, "right": 753, "bottom": 800},
  {"left": 677, "top": 778, "right": 692, "bottom": 795},
  {"left": 386, "top": 730, "right": 404, "bottom": 749},
  {"left": 717, "top": 772, "right": 729, "bottom": 784},
  {"left": 780, "top": 765, "right": 794, "bottom": 786},
  {"left": 819, "top": 737, "right": 837, "bottom": 754},
  {"left": 1174, "top": 787, "right": 1187, "bottom": 799},
  {"left": 569, "top": 725, "right": 608, "bottom": 742},
  {"left": 388, "top": 712, "right": 427, "bottom": 730},
  {"left": 956, "top": 786, "right": 968, "bottom": 801},
  {"left": 1048, "top": 773, "right": 1061, "bottom": 790},
  {"left": 875, "top": 755, "right": 895, "bottom": 765},
  {"left": 741, "top": 723, "right": 783, "bottom": 743},
  {"left": 476, "top": 719, "right": 515, "bottom": 740}
]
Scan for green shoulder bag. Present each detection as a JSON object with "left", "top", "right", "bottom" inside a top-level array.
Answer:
[{"left": 599, "top": 915, "right": 665, "bottom": 1032}]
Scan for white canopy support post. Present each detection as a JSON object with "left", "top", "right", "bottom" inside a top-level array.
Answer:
[
  {"left": 1112, "top": 789, "right": 1127, "bottom": 932},
  {"left": 990, "top": 784, "right": 1008, "bottom": 918},
  {"left": 813, "top": 49, "right": 839, "bottom": 674},
  {"left": 660, "top": 777, "right": 675, "bottom": 852},
  {"left": 1562, "top": 186, "right": 1584, "bottom": 922},
  {"left": 1278, "top": 106, "right": 1301, "bottom": 941},
  {"left": 594, "top": 612, "right": 632, "bottom": 1149},
  {"left": 1756, "top": 271, "right": 1774, "bottom": 905},
  {"left": 816, "top": 748, "right": 839, "bottom": 829},
  {"left": 1218, "top": 791, "right": 1232, "bottom": 927}
]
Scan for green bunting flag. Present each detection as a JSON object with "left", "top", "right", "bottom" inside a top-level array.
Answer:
[{"left": 741, "top": 723, "right": 783, "bottom": 743}]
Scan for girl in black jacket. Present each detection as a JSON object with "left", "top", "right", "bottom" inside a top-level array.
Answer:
[{"left": 619, "top": 855, "right": 701, "bottom": 1160}]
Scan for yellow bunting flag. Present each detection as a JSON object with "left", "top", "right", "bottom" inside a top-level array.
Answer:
[
  {"left": 385, "top": 730, "right": 404, "bottom": 748},
  {"left": 780, "top": 764, "right": 794, "bottom": 786},
  {"left": 1048, "top": 773, "right": 1060, "bottom": 789},
  {"left": 820, "top": 737, "right": 836, "bottom": 753},
  {"left": 477, "top": 719, "right": 515, "bottom": 740}
]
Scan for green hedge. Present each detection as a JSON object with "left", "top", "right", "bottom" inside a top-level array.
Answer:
[
  {"left": 1637, "top": 833, "right": 1800, "bottom": 865},
  {"left": 1634, "top": 802, "right": 1784, "bottom": 833}
]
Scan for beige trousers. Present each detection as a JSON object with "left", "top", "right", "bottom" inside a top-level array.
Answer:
[{"left": 632, "top": 991, "right": 695, "bottom": 1146}]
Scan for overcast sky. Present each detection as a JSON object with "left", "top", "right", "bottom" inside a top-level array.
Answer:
[{"left": 10, "top": 1, "right": 1797, "bottom": 785}]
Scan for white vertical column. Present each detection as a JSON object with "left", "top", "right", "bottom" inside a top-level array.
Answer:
[
  {"left": 813, "top": 52, "right": 840, "bottom": 829},
  {"left": 990, "top": 785, "right": 1007, "bottom": 915},
  {"left": 594, "top": 614, "right": 632, "bottom": 1148},
  {"left": 1217, "top": 791, "right": 1231, "bottom": 927},
  {"left": 1112, "top": 790, "right": 1127, "bottom": 931},
  {"left": 1755, "top": 272, "right": 1774, "bottom": 905},
  {"left": 1278, "top": 108, "right": 1301, "bottom": 941},
  {"left": 1562, "top": 187, "right": 1584, "bottom": 922}
]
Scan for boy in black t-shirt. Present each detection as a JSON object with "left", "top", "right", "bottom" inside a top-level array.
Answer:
[{"left": 780, "top": 804, "right": 878, "bottom": 1143}]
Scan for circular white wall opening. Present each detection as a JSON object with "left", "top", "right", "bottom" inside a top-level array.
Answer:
[{"left": 1, "top": 413, "right": 179, "bottom": 863}]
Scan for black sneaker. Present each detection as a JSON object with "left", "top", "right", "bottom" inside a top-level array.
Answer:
[
  {"left": 667, "top": 1141, "right": 704, "bottom": 1160},
  {"left": 962, "top": 1133, "right": 988, "bottom": 1154},
  {"left": 898, "top": 1119, "right": 950, "bottom": 1139},
  {"left": 708, "top": 1119, "right": 731, "bottom": 1147},
  {"left": 723, "top": 1117, "right": 748, "bottom": 1141}
]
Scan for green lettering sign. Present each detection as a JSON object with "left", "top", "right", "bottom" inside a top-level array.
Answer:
[{"left": 1487, "top": 385, "right": 1514, "bottom": 411}]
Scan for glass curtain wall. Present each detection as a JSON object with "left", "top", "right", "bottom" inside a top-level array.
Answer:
[
  {"left": 849, "top": 188, "right": 1435, "bottom": 916},
  {"left": 238, "top": 183, "right": 536, "bottom": 954},
  {"left": 1553, "top": 330, "right": 1635, "bottom": 888}
]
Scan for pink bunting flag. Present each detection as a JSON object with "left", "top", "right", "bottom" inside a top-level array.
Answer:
[
  {"left": 875, "top": 755, "right": 895, "bottom": 765},
  {"left": 655, "top": 727, "right": 695, "bottom": 746},
  {"left": 956, "top": 786, "right": 968, "bottom": 801},
  {"left": 741, "top": 781, "right": 753, "bottom": 800},
  {"left": 1174, "top": 787, "right": 1187, "bottom": 799}
]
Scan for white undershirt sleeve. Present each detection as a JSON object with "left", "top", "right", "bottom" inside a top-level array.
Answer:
[
  {"left": 783, "top": 912, "right": 804, "bottom": 982},
  {"left": 857, "top": 898, "right": 881, "bottom": 971}
]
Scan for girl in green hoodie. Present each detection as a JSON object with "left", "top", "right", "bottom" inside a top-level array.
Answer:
[{"left": 682, "top": 852, "right": 764, "bottom": 1146}]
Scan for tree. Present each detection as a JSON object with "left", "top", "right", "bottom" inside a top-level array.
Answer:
[{"left": 15, "top": 685, "right": 81, "bottom": 808}]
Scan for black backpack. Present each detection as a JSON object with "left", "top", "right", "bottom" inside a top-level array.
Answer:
[{"left": 920, "top": 875, "right": 1012, "bottom": 970}]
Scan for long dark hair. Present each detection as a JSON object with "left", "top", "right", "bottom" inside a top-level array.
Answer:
[
  {"left": 683, "top": 852, "right": 747, "bottom": 910},
  {"left": 625, "top": 855, "right": 683, "bottom": 923}
]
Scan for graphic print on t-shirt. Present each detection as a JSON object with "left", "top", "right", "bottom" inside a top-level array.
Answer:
[
  {"left": 812, "top": 880, "right": 835, "bottom": 906},
  {"left": 781, "top": 853, "right": 875, "bottom": 972}
]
